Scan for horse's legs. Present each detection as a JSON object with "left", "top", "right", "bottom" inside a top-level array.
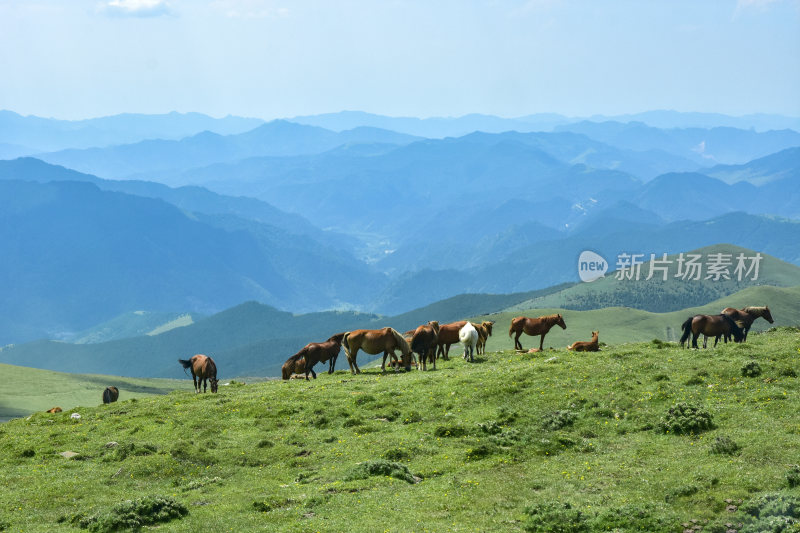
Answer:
[
  {"left": 691, "top": 332, "right": 698, "bottom": 349},
  {"left": 713, "top": 335, "right": 719, "bottom": 347},
  {"left": 347, "top": 349, "right": 358, "bottom": 375},
  {"left": 514, "top": 330, "right": 523, "bottom": 350},
  {"left": 743, "top": 327, "right": 750, "bottom": 342},
  {"left": 539, "top": 333, "right": 546, "bottom": 352},
  {"left": 329, "top": 355, "right": 337, "bottom": 374},
  {"left": 702, "top": 335, "right": 708, "bottom": 349},
  {"left": 192, "top": 373, "right": 199, "bottom": 393},
  {"left": 443, "top": 343, "right": 450, "bottom": 360}
]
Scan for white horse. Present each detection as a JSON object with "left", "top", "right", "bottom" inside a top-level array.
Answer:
[{"left": 459, "top": 322, "right": 478, "bottom": 362}]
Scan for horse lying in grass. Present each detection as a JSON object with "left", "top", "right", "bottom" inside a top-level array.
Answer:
[
  {"left": 342, "top": 328, "right": 413, "bottom": 374},
  {"left": 721, "top": 306, "right": 774, "bottom": 341},
  {"left": 46, "top": 407, "right": 62, "bottom": 413},
  {"left": 459, "top": 322, "right": 478, "bottom": 362},
  {"left": 509, "top": 314, "right": 567, "bottom": 352},
  {"left": 102, "top": 386, "right": 119, "bottom": 404},
  {"left": 679, "top": 314, "right": 744, "bottom": 349},
  {"left": 282, "top": 332, "right": 345, "bottom": 380},
  {"left": 178, "top": 354, "right": 219, "bottom": 393},
  {"left": 568, "top": 331, "right": 599, "bottom": 352}
]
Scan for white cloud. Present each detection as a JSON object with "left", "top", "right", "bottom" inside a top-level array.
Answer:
[{"left": 103, "top": 0, "right": 173, "bottom": 17}]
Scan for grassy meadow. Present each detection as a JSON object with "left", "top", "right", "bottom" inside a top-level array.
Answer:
[
  {"left": 1, "top": 327, "right": 798, "bottom": 532},
  {"left": 0, "top": 365, "right": 193, "bottom": 422}
]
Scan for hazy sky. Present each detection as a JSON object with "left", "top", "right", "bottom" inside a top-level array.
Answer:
[{"left": 1, "top": 0, "right": 799, "bottom": 120}]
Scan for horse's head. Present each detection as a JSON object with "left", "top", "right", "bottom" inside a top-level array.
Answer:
[
  {"left": 329, "top": 332, "right": 346, "bottom": 345},
  {"left": 591, "top": 331, "right": 598, "bottom": 339},
  {"left": 763, "top": 306, "right": 774, "bottom": 324},
  {"left": 210, "top": 378, "right": 219, "bottom": 393},
  {"left": 483, "top": 321, "right": 494, "bottom": 335},
  {"left": 428, "top": 321, "right": 440, "bottom": 334},
  {"left": 557, "top": 314, "right": 567, "bottom": 329},
  {"left": 723, "top": 315, "right": 745, "bottom": 342}
]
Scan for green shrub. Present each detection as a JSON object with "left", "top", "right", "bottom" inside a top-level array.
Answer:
[
  {"left": 344, "top": 460, "right": 417, "bottom": 484},
  {"left": 710, "top": 435, "right": 741, "bottom": 456},
  {"left": 434, "top": 424, "right": 468, "bottom": 438},
  {"left": 383, "top": 448, "right": 410, "bottom": 461},
  {"left": 403, "top": 411, "right": 422, "bottom": 424},
  {"left": 778, "top": 367, "right": 797, "bottom": 378},
  {"left": 465, "top": 443, "right": 497, "bottom": 461},
  {"left": 742, "top": 361, "right": 763, "bottom": 378},
  {"left": 523, "top": 501, "right": 589, "bottom": 533},
  {"left": 738, "top": 492, "right": 800, "bottom": 532},
  {"left": 656, "top": 403, "right": 714, "bottom": 435},
  {"left": 542, "top": 410, "right": 576, "bottom": 431},
  {"left": 787, "top": 465, "right": 800, "bottom": 488},
  {"left": 252, "top": 497, "right": 293, "bottom": 513},
  {"left": 79, "top": 495, "right": 187, "bottom": 532},
  {"left": 591, "top": 503, "right": 674, "bottom": 531}
]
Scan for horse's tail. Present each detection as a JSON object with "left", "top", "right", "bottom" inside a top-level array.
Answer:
[
  {"left": 679, "top": 317, "right": 693, "bottom": 347},
  {"left": 342, "top": 331, "right": 351, "bottom": 358},
  {"left": 178, "top": 358, "right": 192, "bottom": 369},
  {"left": 508, "top": 318, "right": 518, "bottom": 338},
  {"left": 102, "top": 388, "right": 111, "bottom": 404}
]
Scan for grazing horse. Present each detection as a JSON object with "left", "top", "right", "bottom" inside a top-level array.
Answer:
[
  {"left": 282, "top": 332, "right": 345, "bottom": 380},
  {"left": 472, "top": 321, "right": 494, "bottom": 355},
  {"left": 411, "top": 321, "right": 440, "bottom": 371},
  {"left": 342, "top": 328, "right": 413, "bottom": 374},
  {"left": 436, "top": 321, "right": 467, "bottom": 360},
  {"left": 102, "top": 386, "right": 119, "bottom": 404},
  {"left": 178, "top": 354, "right": 219, "bottom": 393},
  {"left": 509, "top": 314, "right": 567, "bottom": 351},
  {"left": 721, "top": 306, "right": 774, "bottom": 341},
  {"left": 679, "top": 314, "right": 744, "bottom": 349},
  {"left": 568, "top": 331, "right": 599, "bottom": 352},
  {"left": 459, "top": 322, "right": 479, "bottom": 362}
]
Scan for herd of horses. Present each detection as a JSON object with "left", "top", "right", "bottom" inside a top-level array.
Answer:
[{"left": 70, "top": 306, "right": 773, "bottom": 405}]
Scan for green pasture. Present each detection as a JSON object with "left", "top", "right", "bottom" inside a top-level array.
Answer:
[{"left": 0, "top": 327, "right": 798, "bottom": 532}]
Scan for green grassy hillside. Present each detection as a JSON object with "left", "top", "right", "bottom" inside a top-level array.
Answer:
[
  {"left": 66, "top": 311, "right": 200, "bottom": 344},
  {"left": 0, "top": 365, "right": 193, "bottom": 422},
  {"left": 483, "top": 285, "right": 800, "bottom": 348},
  {"left": 507, "top": 244, "right": 800, "bottom": 314},
  {"left": 0, "top": 328, "right": 798, "bottom": 532}
]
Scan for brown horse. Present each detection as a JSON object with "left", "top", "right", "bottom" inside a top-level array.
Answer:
[
  {"left": 102, "top": 386, "right": 119, "bottom": 404},
  {"left": 567, "top": 331, "right": 599, "bottom": 352},
  {"left": 472, "top": 321, "right": 494, "bottom": 355},
  {"left": 411, "top": 321, "right": 440, "bottom": 371},
  {"left": 721, "top": 306, "right": 774, "bottom": 341},
  {"left": 680, "top": 314, "right": 744, "bottom": 348},
  {"left": 282, "top": 332, "right": 345, "bottom": 380},
  {"left": 178, "top": 354, "right": 219, "bottom": 393},
  {"left": 342, "top": 328, "right": 412, "bottom": 374},
  {"left": 436, "top": 321, "right": 467, "bottom": 360},
  {"left": 46, "top": 407, "right": 63, "bottom": 413},
  {"left": 509, "top": 314, "right": 567, "bottom": 351}
]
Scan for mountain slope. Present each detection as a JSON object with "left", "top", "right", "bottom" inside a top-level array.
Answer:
[
  {"left": 0, "top": 180, "right": 384, "bottom": 345},
  {"left": 35, "top": 121, "right": 422, "bottom": 180}
]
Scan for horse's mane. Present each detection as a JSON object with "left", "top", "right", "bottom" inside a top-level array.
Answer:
[
  {"left": 390, "top": 328, "right": 411, "bottom": 353},
  {"left": 743, "top": 306, "right": 767, "bottom": 315},
  {"left": 721, "top": 314, "right": 744, "bottom": 335}
]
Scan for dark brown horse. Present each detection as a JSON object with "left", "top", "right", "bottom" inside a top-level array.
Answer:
[
  {"left": 721, "top": 306, "right": 774, "bottom": 341},
  {"left": 282, "top": 332, "right": 345, "bottom": 380},
  {"left": 46, "top": 406, "right": 62, "bottom": 413},
  {"left": 411, "top": 321, "right": 440, "bottom": 371},
  {"left": 178, "top": 354, "right": 219, "bottom": 393},
  {"left": 680, "top": 314, "right": 744, "bottom": 348},
  {"left": 509, "top": 314, "right": 567, "bottom": 351},
  {"left": 436, "top": 321, "right": 467, "bottom": 360},
  {"left": 102, "top": 386, "right": 119, "bottom": 404},
  {"left": 342, "top": 328, "right": 412, "bottom": 374}
]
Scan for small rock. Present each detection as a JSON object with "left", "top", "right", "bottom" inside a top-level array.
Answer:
[
  {"left": 726, "top": 505, "right": 738, "bottom": 512},
  {"left": 544, "top": 356, "right": 558, "bottom": 363},
  {"left": 58, "top": 451, "right": 79, "bottom": 459},
  {"left": 105, "top": 442, "right": 118, "bottom": 448}
]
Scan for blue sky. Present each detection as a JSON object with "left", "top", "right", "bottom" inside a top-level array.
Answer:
[{"left": 1, "top": 0, "right": 798, "bottom": 120}]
